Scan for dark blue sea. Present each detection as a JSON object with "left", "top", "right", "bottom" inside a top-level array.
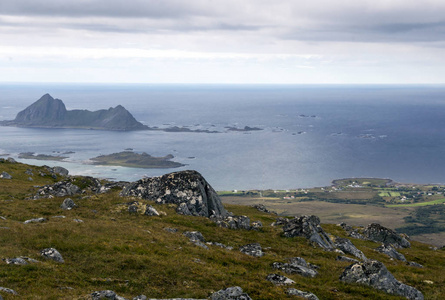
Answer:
[{"left": 1, "top": 84, "right": 445, "bottom": 190}]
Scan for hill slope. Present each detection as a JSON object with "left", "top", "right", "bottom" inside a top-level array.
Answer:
[{"left": 0, "top": 159, "right": 443, "bottom": 299}]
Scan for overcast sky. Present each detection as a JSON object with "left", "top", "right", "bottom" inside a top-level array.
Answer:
[{"left": 1, "top": 0, "right": 444, "bottom": 84}]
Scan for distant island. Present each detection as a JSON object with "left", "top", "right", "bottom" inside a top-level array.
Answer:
[
  {"left": 0, "top": 94, "right": 264, "bottom": 133},
  {"left": 0, "top": 94, "right": 148, "bottom": 131},
  {"left": 90, "top": 151, "right": 185, "bottom": 169},
  {"left": 18, "top": 152, "right": 68, "bottom": 161}
]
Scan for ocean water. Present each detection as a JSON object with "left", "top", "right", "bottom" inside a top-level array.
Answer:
[{"left": 1, "top": 84, "right": 445, "bottom": 190}]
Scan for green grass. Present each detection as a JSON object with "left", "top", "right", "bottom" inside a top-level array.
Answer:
[
  {"left": 379, "top": 192, "right": 401, "bottom": 197},
  {"left": 0, "top": 160, "right": 444, "bottom": 299},
  {"left": 387, "top": 198, "right": 445, "bottom": 207}
]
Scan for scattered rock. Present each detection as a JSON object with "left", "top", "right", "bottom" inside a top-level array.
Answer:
[
  {"left": 251, "top": 220, "right": 263, "bottom": 230},
  {"left": 407, "top": 261, "right": 424, "bottom": 268},
  {"left": 207, "top": 242, "right": 234, "bottom": 250},
  {"left": 283, "top": 215, "right": 335, "bottom": 250},
  {"left": 164, "top": 227, "right": 178, "bottom": 233},
  {"left": 266, "top": 274, "right": 295, "bottom": 286},
  {"left": 251, "top": 204, "right": 276, "bottom": 214},
  {"left": 61, "top": 198, "right": 77, "bottom": 210},
  {"left": 363, "top": 223, "right": 410, "bottom": 248},
  {"left": 3, "top": 257, "right": 39, "bottom": 265},
  {"left": 120, "top": 170, "right": 228, "bottom": 218},
  {"left": 144, "top": 205, "right": 160, "bottom": 216},
  {"left": 184, "top": 231, "right": 209, "bottom": 250},
  {"left": 211, "top": 215, "right": 251, "bottom": 230},
  {"left": 271, "top": 217, "right": 290, "bottom": 226},
  {"left": 272, "top": 257, "right": 318, "bottom": 278},
  {"left": 0, "top": 287, "right": 18, "bottom": 295},
  {"left": 40, "top": 248, "right": 64, "bottom": 263},
  {"left": 210, "top": 286, "right": 252, "bottom": 300},
  {"left": 0, "top": 172, "right": 12, "bottom": 179},
  {"left": 73, "top": 219, "right": 84, "bottom": 223},
  {"left": 376, "top": 244, "right": 407, "bottom": 261},
  {"left": 239, "top": 243, "right": 264, "bottom": 257},
  {"left": 90, "top": 290, "right": 127, "bottom": 300},
  {"left": 335, "top": 237, "right": 367, "bottom": 260},
  {"left": 340, "top": 260, "right": 423, "bottom": 300},
  {"left": 24, "top": 217, "right": 47, "bottom": 224},
  {"left": 132, "top": 296, "right": 147, "bottom": 300},
  {"left": 336, "top": 256, "right": 359, "bottom": 263},
  {"left": 286, "top": 288, "right": 319, "bottom": 300}
]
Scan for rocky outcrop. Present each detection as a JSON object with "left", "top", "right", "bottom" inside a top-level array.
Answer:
[
  {"left": 286, "top": 288, "right": 319, "bottom": 300},
  {"left": 183, "top": 231, "right": 209, "bottom": 250},
  {"left": 40, "top": 248, "right": 64, "bottom": 263},
  {"left": 266, "top": 274, "right": 295, "bottom": 286},
  {"left": 210, "top": 286, "right": 252, "bottom": 300},
  {"left": 120, "top": 170, "right": 228, "bottom": 218},
  {"left": 334, "top": 237, "right": 367, "bottom": 261},
  {"left": 340, "top": 260, "right": 423, "bottom": 300},
  {"left": 363, "top": 223, "right": 410, "bottom": 248},
  {"left": 336, "top": 256, "right": 359, "bottom": 263},
  {"left": 3, "top": 94, "right": 148, "bottom": 131},
  {"left": 283, "top": 215, "right": 335, "bottom": 250},
  {"left": 251, "top": 204, "right": 276, "bottom": 214},
  {"left": 239, "top": 243, "right": 264, "bottom": 257},
  {"left": 376, "top": 244, "right": 407, "bottom": 261},
  {"left": 272, "top": 257, "right": 318, "bottom": 278},
  {"left": 34, "top": 180, "right": 81, "bottom": 199}
]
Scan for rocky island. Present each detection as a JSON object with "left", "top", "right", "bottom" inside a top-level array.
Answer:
[
  {"left": 90, "top": 151, "right": 185, "bottom": 169},
  {"left": 0, "top": 94, "right": 148, "bottom": 131}
]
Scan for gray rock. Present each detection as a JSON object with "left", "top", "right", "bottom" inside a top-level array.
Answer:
[
  {"left": 272, "top": 257, "right": 318, "bottom": 278},
  {"left": 120, "top": 170, "right": 228, "bottom": 218},
  {"left": 133, "top": 296, "right": 147, "bottom": 300},
  {"left": 73, "top": 218, "right": 84, "bottom": 223},
  {"left": 6, "top": 157, "right": 17, "bottom": 163},
  {"left": 407, "top": 261, "right": 424, "bottom": 268},
  {"left": 40, "top": 248, "right": 64, "bottom": 263},
  {"left": 144, "top": 205, "right": 160, "bottom": 216},
  {"left": 90, "top": 290, "right": 127, "bottom": 300},
  {"left": 251, "top": 220, "right": 263, "bottom": 230},
  {"left": 376, "top": 244, "right": 407, "bottom": 261},
  {"left": 207, "top": 242, "right": 234, "bottom": 250},
  {"left": 271, "top": 217, "right": 290, "bottom": 226},
  {"left": 251, "top": 204, "right": 276, "bottom": 214},
  {"left": 25, "top": 169, "right": 34, "bottom": 176},
  {"left": 340, "top": 260, "right": 423, "bottom": 300},
  {"left": 4, "top": 257, "right": 39, "bottom": 265},
  {"left": 286, "top": 288, "right": 319, "bottom": 300},
  {"left": 53, "top": 166, "right": 69, "bottom": 176},
  {"left": 283, "top": 215, "right": 335, "bottom": 250},
  {"left": 211, "top": 215, "right": 251, "bottom": 230},
  {"left": 176, "top": 202, "right": 192, "bottom": 215},
  {"left": 266, "top": 274, "right": 295, "bottom": 286},
  {"left": 210, "top": 286, "right": 252, "bottom": 300},
  {"left": 335, "top": 237, "right": 367, "bottom": 260},
  {"left": 183, "top": 231, "right": 205, "bottom": 243},
  {"left": 24, "top": 217, "right": 47, "bottom": 224},
  {"left": 363, "top": 223, "right": 410, "bottom": 248},
  {"left": 0, "top": 287, "right": 18, "bottom": 295},
  {"left": 0, "top": 172, "right": 12, "bottom": 179},
  {"left": 164, "top": 227, "right": 178, "bottom": 233},
  {"left": 61, "top": 198, "right": 77, "bottom": 210},
  {"left": 240, "top": 243, "right": 264, "bottom": 257},
  {"left": 336, "top": 256, "right": 360, "bottom": 263}
]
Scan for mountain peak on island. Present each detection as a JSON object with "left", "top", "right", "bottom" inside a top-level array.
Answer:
[{"left": 4, "top": 94, "right": 148, "bottom": 131}]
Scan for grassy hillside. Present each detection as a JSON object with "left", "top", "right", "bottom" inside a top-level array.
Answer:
[{"left": 0, "top": 160, "right": 444, "bottom": 299}]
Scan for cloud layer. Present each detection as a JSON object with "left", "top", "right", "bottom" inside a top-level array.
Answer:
[{"left": 1, "top": 0, "right": 444, "bottom": 83}]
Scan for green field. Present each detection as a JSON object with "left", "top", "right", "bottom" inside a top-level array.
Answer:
[
  {"left": 378, "top": 191, "right": 401, "bottom": 197},
  {"left": 387, "top": 198, "right": 445, "bottom": 207}
]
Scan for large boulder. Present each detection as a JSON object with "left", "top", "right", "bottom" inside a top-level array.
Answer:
[
  {"left": 334, "top": 237, "right": 367, "bottom": 261},
  {"left": 60, "top": 198, "right": 77, "bottom": 210},
  {"left": 340, "top": 260, "right": 423, "bottom": 300},
  {"left": 283, "top": 215, "right": 335, "bottom": 250},
  {"left": 120, "top": 170, "right": 228, "bottom": 218},
  {"left": 375, "top": 244, "right": 407, "bottom": 261},
  {"left": 40, "top": 248, "right": 64, "bottom": 263},
  {"left": 0, "top": 172, "right": 12, "bottom": 179}
]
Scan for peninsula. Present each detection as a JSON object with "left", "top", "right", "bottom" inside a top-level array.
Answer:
[
  {"left": 1, "top": 94, "right": 148, "bottom": 131},
  {"left": 90, "top": 151, "right": 185, "bottom": 169}
]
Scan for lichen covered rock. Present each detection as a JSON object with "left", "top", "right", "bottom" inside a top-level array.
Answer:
[
  {"left": 363, "top": 223, "right": 410, "bottom": 248},
  {"left": 283, "top": 215, "right": 335, "bottom": 250}
]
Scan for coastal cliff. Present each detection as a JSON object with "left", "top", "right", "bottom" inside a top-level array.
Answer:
[{"left": 2, "top": 94, "right": 148, "bottom": 131}]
